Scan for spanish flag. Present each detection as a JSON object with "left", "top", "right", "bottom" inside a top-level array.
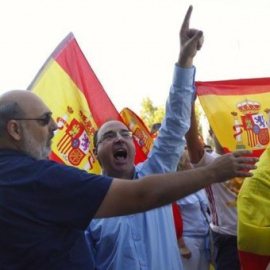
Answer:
[
  {"left": 28, "top": 33, "right": 149, "bottom": 171},
  {"left": 120, "top": 107, "right": 154, "bottom": 158},
  {"left": 196, "top": 79, "right": 270, "bottom": 269},
  {"left": 237, "top": 144, "right": 270, "bottom": 270},
  {"left": 196, "top": 78, "right": 270, "bottom": 158},
  {"left": 28, "top": 33, "right": 122, "bottom": 173}
]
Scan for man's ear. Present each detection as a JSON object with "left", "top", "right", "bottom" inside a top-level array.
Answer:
[
  {"left": 93, "top": 148, "right": 102, "bottom": 166},
  {"left": 6, "top": 120, "right": 23, "bottom": 141}
]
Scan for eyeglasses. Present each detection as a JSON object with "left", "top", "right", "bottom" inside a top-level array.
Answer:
[
  {"left": 97, "top": 130, "right": 133, "bottom": 146},
  {"left": 12, "top": 112, "right": 52, "bottom": 126}
]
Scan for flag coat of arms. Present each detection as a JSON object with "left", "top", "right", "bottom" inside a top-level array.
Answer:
[
  {"left": 196, "top": 78, "right": 270, "bottom": 157},
  {"left": 28, "top": 33, "right": 151, "bottom": 172}
]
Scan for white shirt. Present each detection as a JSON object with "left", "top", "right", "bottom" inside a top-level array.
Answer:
[{"left": 193, "top": 151, "right": 242, "bottom": 235}]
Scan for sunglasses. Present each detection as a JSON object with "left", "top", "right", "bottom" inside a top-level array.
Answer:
[{"left": 12, "top": 112, "right": 52, "bottom": 126}]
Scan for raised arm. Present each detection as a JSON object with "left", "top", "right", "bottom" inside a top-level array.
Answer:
[
  {"left": 95, "top": 150, "right": 258, "bottom": 218},
  {"left": 141, "top": 5, "right": 204, "bottom": 174},
  {"left": 181, "top": 6, "right": 205, "bottom": 163},
  {"left": 185, "top": 103, "right": 205, "bottom": 164}
]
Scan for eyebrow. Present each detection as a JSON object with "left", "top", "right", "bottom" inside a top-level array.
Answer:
[{"left": 102, "top": 129, "right": 129, "bottom": 135}]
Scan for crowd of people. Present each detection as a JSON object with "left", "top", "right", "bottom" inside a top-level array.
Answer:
[{"left": 0, "top": 4, "right": 268, "bottom": 270}]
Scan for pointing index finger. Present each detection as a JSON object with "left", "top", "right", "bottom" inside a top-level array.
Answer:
[{"left": 180, "top": 5, "right": 193, "bottom": 34}]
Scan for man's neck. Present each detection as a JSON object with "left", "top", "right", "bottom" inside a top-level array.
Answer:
[{"left": 102, "top": 168, "right": 135, "bottom": 180}]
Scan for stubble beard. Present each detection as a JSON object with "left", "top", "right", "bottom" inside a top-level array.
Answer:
[{"left": 21, "top": 128, "right": 51, "bottom": 160}]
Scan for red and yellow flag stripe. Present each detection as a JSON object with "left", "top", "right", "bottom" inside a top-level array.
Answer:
[{"left": 28, "top": 33, "right": 121, "bottom": 173}]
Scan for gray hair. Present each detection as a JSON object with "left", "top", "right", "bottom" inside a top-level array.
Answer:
[{"left": 0, "top": 102, "right": 24, "bottom": 137}]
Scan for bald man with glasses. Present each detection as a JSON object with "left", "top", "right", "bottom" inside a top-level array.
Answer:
[{"left": 85, "top": 5, "right": 252, "bottom": 270}]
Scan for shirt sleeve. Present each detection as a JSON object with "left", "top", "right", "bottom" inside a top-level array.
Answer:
[{"left": 137, "top": 64, "right": 196, "bottom": 176}]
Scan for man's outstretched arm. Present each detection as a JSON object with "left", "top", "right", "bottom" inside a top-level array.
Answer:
[{"left": 96, "top": 150, "right": 258, "bottom": 218}]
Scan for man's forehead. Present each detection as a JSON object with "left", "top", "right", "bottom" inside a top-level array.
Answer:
[
  {"left": 22, "top": 96, "right": 49, "bottom": 115},
  {"left": 0, "top": 90, "right": 50, "bottom": 115},
  {"left": 99, "top": 121, "right": 127, "bottom": 134}
]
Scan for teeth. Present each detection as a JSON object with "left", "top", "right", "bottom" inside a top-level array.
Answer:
[
  {"left": 115, "top": 155, "right": 125, "bottom": 160},
  {"left": 114, "top": 148, "right": 124, "bottom": 153}
]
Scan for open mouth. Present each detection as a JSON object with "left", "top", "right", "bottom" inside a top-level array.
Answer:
[{"left": 113, "top": 148, "right": 127, "bottom": 160}]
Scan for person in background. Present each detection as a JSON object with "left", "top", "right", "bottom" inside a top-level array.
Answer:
[
  {"left": 150, "top": 122, "right": 161, "bottom": 138},
  {"left": 176, "top": 150, "right": 211, "bottom": 270},
  {"left": 204, "top": 144, "right": 213, "bottom": 154},
  {"left": 185, "top": 104, "right": 245, "bottom": 270}
]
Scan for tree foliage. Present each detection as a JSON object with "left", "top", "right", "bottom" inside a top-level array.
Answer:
[
  {"left": 139, "top": 97, "right": 165, "bottom": 130},
  {"left": 139, "top": 97, "right": 204, "bottom": 138}
]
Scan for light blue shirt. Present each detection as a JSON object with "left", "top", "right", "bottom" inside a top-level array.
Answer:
[
  {"left": 85, "top": 64, "right": 196, "bottom": 270},
  {"left": 177, "top": 190, "right": 210, "bottom": 237}
]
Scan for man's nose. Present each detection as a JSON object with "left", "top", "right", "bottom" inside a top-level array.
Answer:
[
  {"left": 115, "top": 133, "right": 123, "bottom": 140},
  {"left": 50, "top": 118, "right": 58, "bottom": 133}
]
